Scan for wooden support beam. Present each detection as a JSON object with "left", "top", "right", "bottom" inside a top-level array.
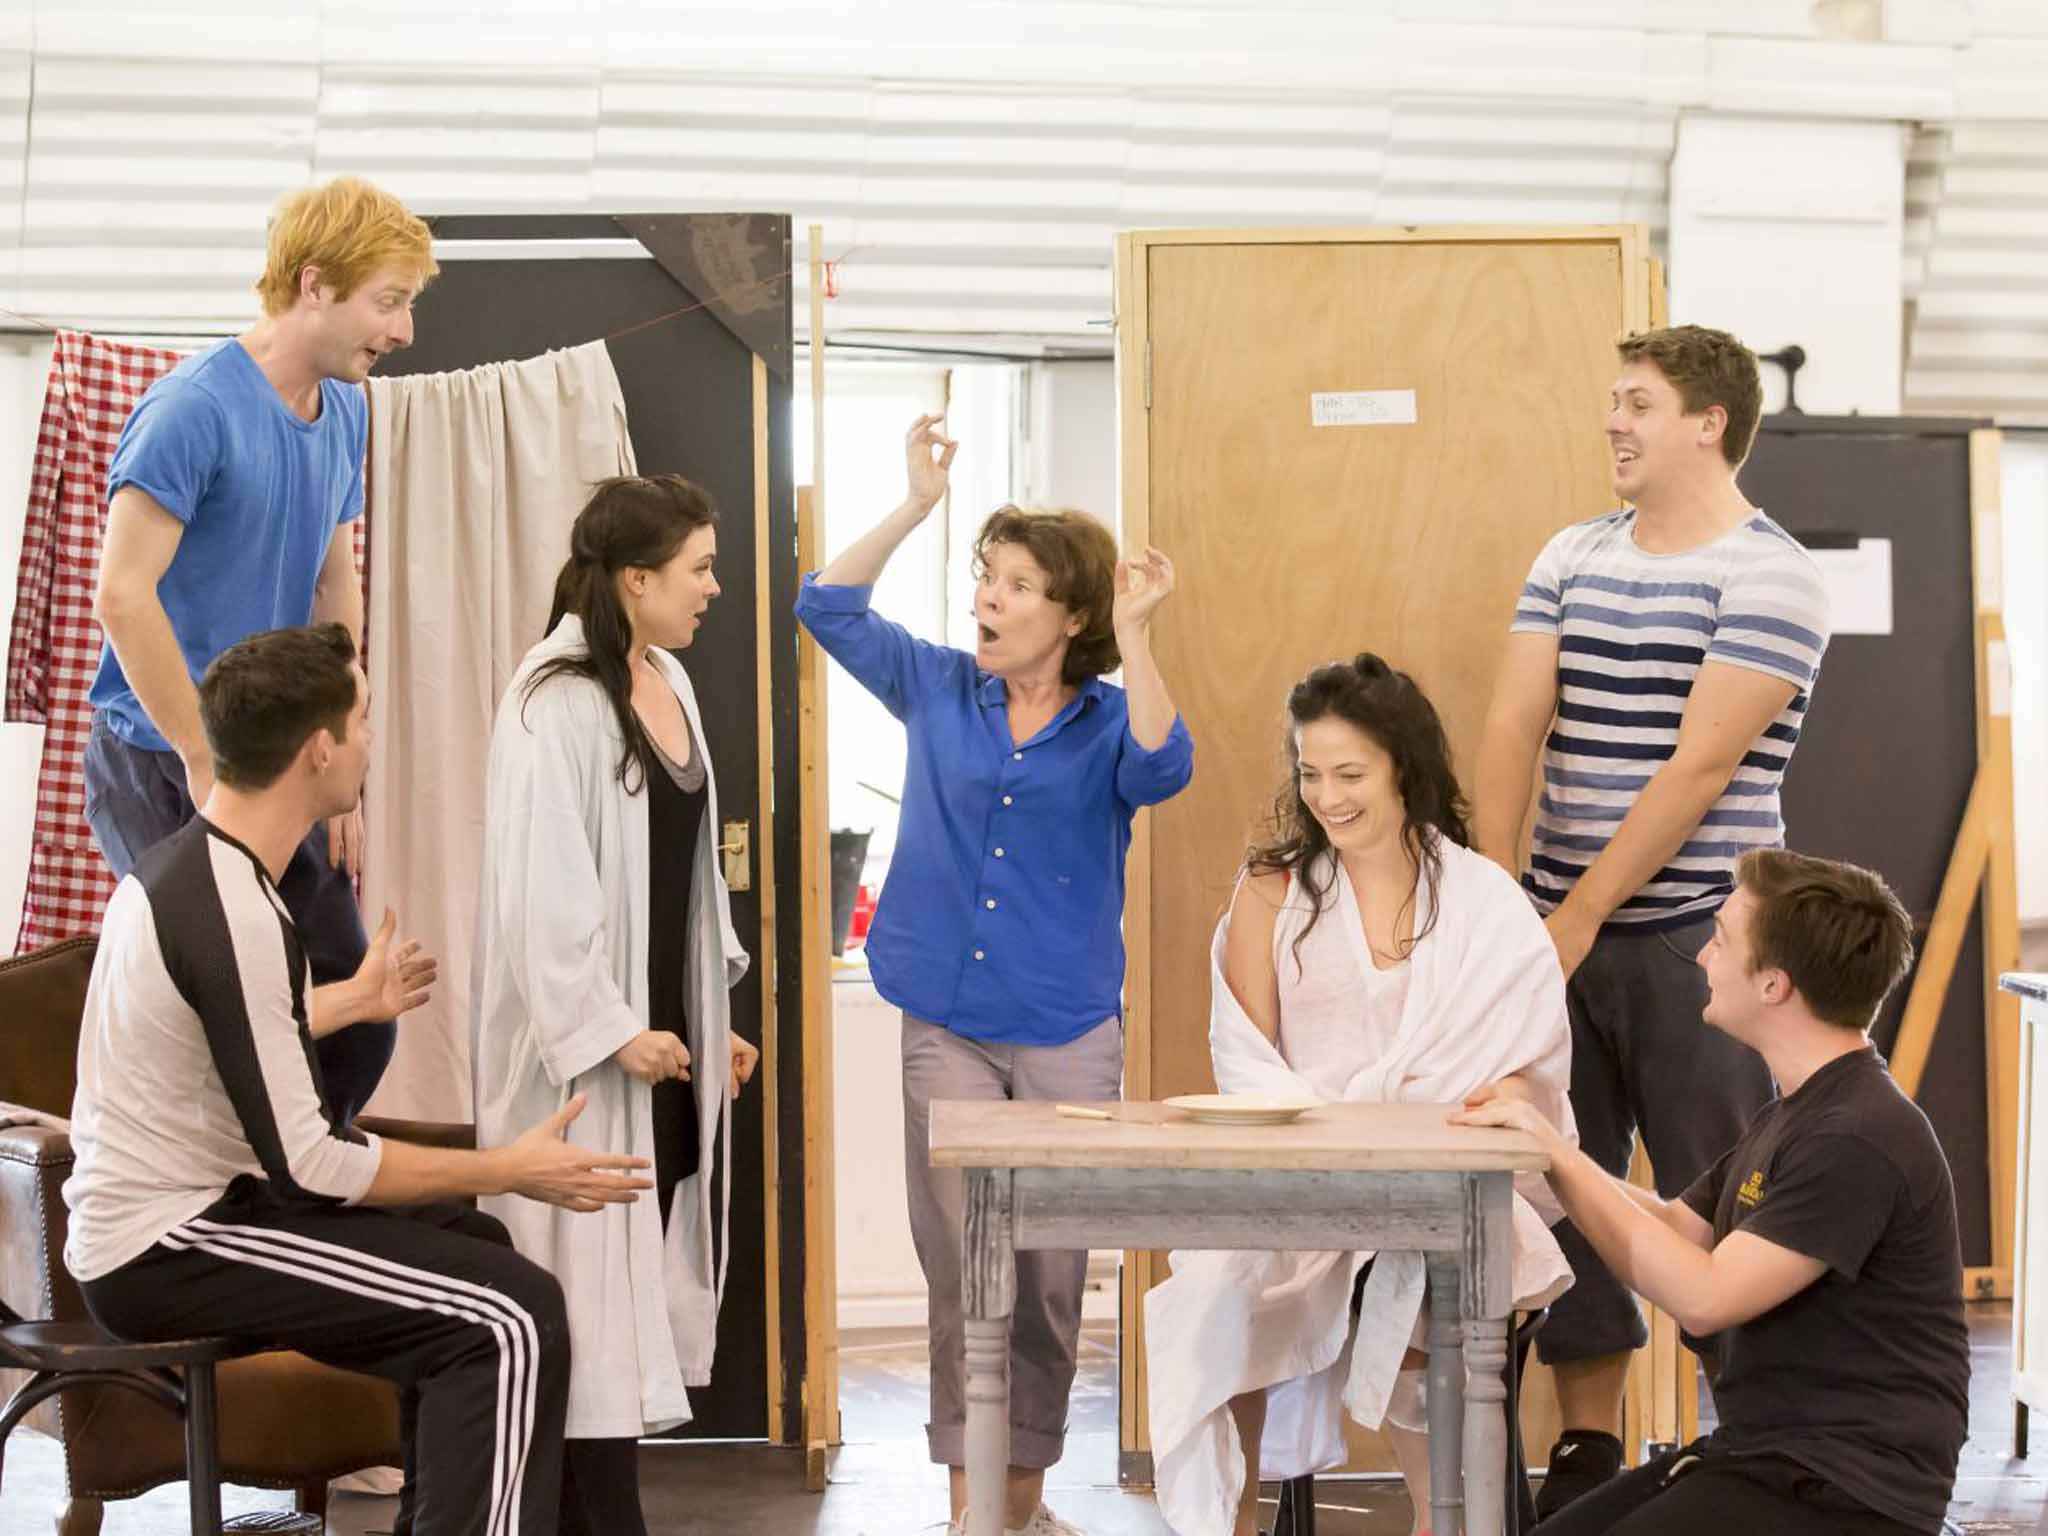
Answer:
[
  {"left": 1890, "top": 773, "right": 1991, "bottom": 1100},
  {"left": 753, "top": 352, "right": 785, "bottom": 1446},
  {"left": 799, "top": 220, "right": 841, "bottom": 1490},
  {"left": 1972, "top": 428, "right": 2022, "bottom": 1278}
]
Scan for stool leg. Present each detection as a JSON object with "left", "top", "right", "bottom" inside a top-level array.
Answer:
[{"left": 185, "top": 1362, "right": 223, "bottom": 1534}]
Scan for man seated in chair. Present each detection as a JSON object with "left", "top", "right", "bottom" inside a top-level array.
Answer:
[
  {"left": 1458, "top": 849, "right": 1969, "bottom": 1536},
  {"left": 61, "top": 623, "right": 652, "bottom": 1536}
]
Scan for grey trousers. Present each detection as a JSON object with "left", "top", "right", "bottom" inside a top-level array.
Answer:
[{"left": 901, "top": 1013, "right": 1123, "bottom": 1470}]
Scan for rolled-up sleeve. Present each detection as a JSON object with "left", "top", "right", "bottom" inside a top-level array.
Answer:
[
  {"left": 793, "top": 574, "right": 953, "bottom": 720},
  {"left": 1115, "top": 713, "right": 1194, "bottom": 809}
]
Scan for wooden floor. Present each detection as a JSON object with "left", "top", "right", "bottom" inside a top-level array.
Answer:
[{"left": 3, "top": 1306, "right": 2041, "bottom": 1534}]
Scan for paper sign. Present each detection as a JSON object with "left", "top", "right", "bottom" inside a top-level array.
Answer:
[
  {"left": 1311, "top": 389, "right": 1417, "bottom": 428},
  {"left": 1809, "top": 537, "right": 1892, "bottom": 636}
]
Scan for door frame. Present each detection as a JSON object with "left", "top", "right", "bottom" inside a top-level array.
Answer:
[
  {"left": 1110, "top": 223, "right": 1657, "bottom": 1476},
  {"left": 406, "top": 212, "right": 810, "bottom": 1445}
]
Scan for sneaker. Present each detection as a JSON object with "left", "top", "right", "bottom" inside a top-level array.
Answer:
[
  {"left": 942, "top": 1503, "right": 1088, "bottom": 1536},
  {"left": 1534, "top": 1429, "right": 1624, "bottom": 1519},
  {"left": 1015, "top": 1508, "right": 1089, "bottom": 1536}
]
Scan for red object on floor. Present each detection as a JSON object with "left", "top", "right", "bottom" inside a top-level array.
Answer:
[{"left": 848, "top": 883, "right": 875, "bottom": 944}]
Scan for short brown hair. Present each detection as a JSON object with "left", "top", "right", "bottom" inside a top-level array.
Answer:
[
  {"left": 1616, "top": 325, "right": 1763, "bottom": 468},
  {"left": 1735, "top": 849, "right": 1914, "bottom": 1031},
  {"left": 255, "top": 176, "right": 437, "bottom": 317},
  {"left": 199, "top": 624, "right": 359, "bottom": 791},
  {"left": 971, "top": 507, "right": 1120, "bottom": 684}
]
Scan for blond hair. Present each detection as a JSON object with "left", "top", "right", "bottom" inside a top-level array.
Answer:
[{"left": 255, "top": 177, "right": 437, "bottom": 317}]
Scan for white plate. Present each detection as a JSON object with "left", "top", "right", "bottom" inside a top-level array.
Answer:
[{"left": 1163, "top": 1093, "right": 1323, "bottom": 1126}]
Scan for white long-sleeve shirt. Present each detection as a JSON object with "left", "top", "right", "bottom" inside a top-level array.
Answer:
[{"left": 64, "top": 817, "right": 383, "bottom": 1282}]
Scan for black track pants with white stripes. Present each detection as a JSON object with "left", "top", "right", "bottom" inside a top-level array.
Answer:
[{"left": 79, "top": 1183, "right": 569, "bottom": 1536}]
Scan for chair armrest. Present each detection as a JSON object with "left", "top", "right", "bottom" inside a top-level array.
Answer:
[
  {"left": 0, "top": 1112, "right": 84, "bottom": 1325},
  {"left": 355, "top": 1116, "right": 476, "bottom": 1150}
]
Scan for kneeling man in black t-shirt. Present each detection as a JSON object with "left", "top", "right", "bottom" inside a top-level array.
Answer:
[{"left": 1459, "top": 848, "right": 1969, "bottom": 1536}]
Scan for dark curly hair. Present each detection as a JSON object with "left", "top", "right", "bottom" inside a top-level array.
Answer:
[
  {"left": 1247, "top": 653, "right": 1471, "bottom": 969},
  {"left": 971, "top": 506, "right": 1120, "bottom": 684}
]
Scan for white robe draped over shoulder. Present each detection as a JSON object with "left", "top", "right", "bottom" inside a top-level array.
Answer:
[
  {"left": 1145, "top": 839, "right": 1575, "bottom": 1536},
  {"left": 471, "top": 614, "right": 750, "bottom": 1438}
]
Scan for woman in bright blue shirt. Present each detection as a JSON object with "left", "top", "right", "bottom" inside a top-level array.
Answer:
[{"left": 796, "top": 415, "right": 1192, "bottom": 1536}]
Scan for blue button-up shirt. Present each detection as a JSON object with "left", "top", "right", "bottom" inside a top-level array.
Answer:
[{"left": 795, "top": 575, "right": 1195, "bottom": 1046}]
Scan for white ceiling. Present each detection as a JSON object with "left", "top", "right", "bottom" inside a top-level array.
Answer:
[{"left": 3, "top": 1, "right": 2046, "bottom": 415}]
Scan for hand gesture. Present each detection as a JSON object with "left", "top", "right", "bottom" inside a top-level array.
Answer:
[
  {"left": 1112, "top": 546, "right": 1175, "bottom": 634},
  {"left": 904, "top": 413, "right": 958, "bottom": 513},
  {"left": 728, "top": 1034, "right": 760, "bottom": 1099},
  {"left": 505, "top": 1094, "right": 653, "bottom": 1211},
  {"left": 358, "top": 908, "right": 438, "bottom": 1019},
  {"left": 327, "top": 804, "right": 365, "bottom": 879},
  {"left": 613, "top": 1030, "right": 691, "bottom": 1085}
]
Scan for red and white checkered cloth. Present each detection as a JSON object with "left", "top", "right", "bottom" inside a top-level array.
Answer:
[
  {"left": 3, "top": 331, "right": 369, "bottom": 953},
  {"left": 4, "top": 332, "right": 184, "bottom": 952}
]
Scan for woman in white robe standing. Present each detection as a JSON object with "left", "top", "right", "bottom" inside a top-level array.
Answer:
[
  {"left": 471, "top": 474, "right": 760, "bottom": 1536},
  {"left": 1145, "top": 654, "right": 1576, "bottom": 1536}
]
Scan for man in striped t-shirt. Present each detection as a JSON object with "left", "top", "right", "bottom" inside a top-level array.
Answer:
[{"left": 1473, "top": 325, "right": 1830, "bottom": 1516}]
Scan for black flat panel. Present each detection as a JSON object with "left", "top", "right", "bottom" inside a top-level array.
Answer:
[
  {"left": 1742, "top": 419, "right": 1989, "bottom": 1264},
  {"left": 378, "top": 226, "right": 796, "bottom": 1437}
]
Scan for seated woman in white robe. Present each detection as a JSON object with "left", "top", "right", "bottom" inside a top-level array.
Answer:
[{"left": 1144, "top": 653, "right": 1577, "bottom": 1536}]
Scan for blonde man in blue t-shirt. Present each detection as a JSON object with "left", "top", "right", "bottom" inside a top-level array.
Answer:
[
  {"left": 84, "top": 175, "right": 439, "bottom": 1123},
  {"left": 1471, "top": 324, "right": 1831, "bottom": 1516}
]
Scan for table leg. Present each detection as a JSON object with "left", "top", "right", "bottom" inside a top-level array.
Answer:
[
  {"left": 1462, "top": 1316, "right": 1509, "bottom": 1536},
  {"left": 962, "top": 1169, "right": 1017, "bottom": 1536},
  {"left": 1425, "top": 1257, "right": 1466, "bottom": 1536}
]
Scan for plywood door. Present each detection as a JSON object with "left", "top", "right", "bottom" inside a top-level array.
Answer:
[{"left": 1120, "top": 228, "right": 1651, "bottom": 1466}]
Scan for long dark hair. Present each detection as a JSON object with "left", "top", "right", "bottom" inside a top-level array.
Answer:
[
  {"left": 522, "top": 474, "right": 717, "bottom": 789},
  {"left": 1246, "top": 653, "right": 1472, "bottom": 969}
]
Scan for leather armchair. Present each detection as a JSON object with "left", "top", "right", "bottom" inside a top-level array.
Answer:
[{"left": 0, "top": 936, "right": 471, "bottom": 1535}]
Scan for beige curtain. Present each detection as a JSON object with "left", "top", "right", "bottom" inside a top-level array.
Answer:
[{"left": 360, "top": 342, "right": 636, "bottom": 1122}]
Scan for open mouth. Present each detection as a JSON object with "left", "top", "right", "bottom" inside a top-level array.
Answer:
[
  {"left": 978, "top": 623, "right": 999, "bottom": 644},
  {"left": 1613, "top": 446, "right": 1639, "bottom": 468},
  {"left": 1323, "top": 809, "right": 1361, "bottom": 829}
]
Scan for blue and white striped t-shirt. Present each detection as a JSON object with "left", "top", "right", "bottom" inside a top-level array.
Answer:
[{"left": 1510, "top": 509, "right": 1830, "bottom": 929}]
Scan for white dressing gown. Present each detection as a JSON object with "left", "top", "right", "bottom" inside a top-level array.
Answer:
[
  {"left": 1145, "top": 840, "right": 1575, "bottom": 1535},
  {"left": 471, "top": 614, "right": 750, "bottom": 1437}
]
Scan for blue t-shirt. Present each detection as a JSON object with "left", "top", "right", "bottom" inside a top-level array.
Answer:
[
  {"left": 794, "top": 575, "right": 1196, "bottom": 1046},
  {"left": 89, "top": 339, "right": 367, "bottom": 751}
]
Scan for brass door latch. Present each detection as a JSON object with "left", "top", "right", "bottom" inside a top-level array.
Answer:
[{"left": 720, "top": 820, "right": 751, "bottom": 891}]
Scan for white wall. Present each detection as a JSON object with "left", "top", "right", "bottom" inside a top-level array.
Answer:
[
  {"left": 1022, "top": 360, "right": 1117, "bottom": 523},
  {"left": 1669, "top": 114, "right": 1905, "bottom": 414},
  {"left": 2006, "top": 433, "right": 2048, "bottom": 927}
]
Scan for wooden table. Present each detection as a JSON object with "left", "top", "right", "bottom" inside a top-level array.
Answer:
[{"left": 928, "top": 1099, "right": 1549, "bottom": 1536}]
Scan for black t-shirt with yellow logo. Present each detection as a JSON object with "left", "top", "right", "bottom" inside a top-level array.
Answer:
[{"left": 1679, "top": 1044, "right": 1970, "bottom": 1531}]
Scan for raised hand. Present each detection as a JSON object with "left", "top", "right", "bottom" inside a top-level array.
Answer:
[
  {"left": 359, "top": 908, "right": 437, "bottom": 1019},
  {"left": 1112, "top": 546, "right": 1176, "bottom": 634},
  {"left": 505, "top": 1094, "right": 653, "bottom": 1211},
  {"left": 904, "top": 413, "right": 958, "bottom": 512},
  {"left": 613, "top": 1030, "right": 691, "bottom": 1085}
]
